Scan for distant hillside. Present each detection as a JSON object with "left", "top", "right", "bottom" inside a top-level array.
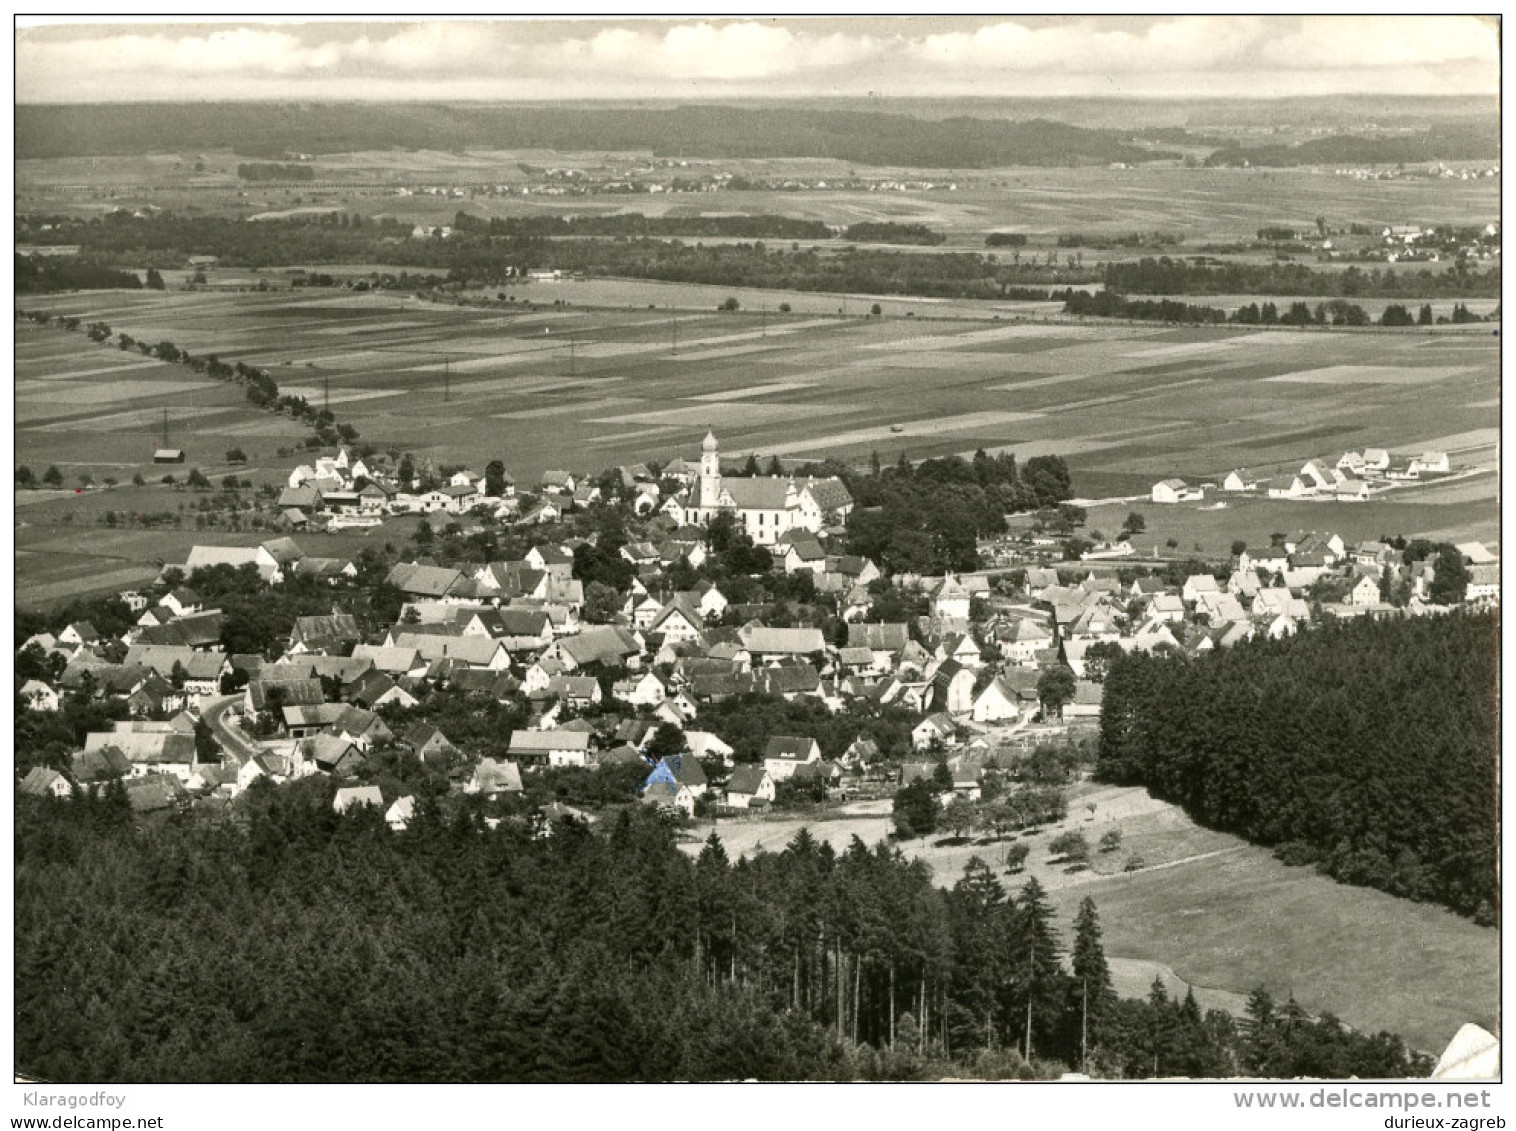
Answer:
[
  {"left": 1206, "top": 122, "right": 1499, "bottom": 167},
  {"left": 16, "top": 102, "right": 1177, "bottom": 167}
]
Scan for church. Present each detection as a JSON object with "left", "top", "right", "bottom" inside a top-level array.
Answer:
[{"left": 671, "top": 431, "right": 854, "bottom": 546}]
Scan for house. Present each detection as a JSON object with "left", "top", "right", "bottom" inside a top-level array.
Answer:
[
  {"left": 1152, "top": 478, "right": 1202, "bottom": 504},
  {"left": 508, "top": 729, "right": 592, "bottom": 768},
  {"left": 20, "top": 766, "right": 73, "bottom": 799},
  {"left": 641, "top": 780, "right": 697, "bottom": 817},
  {"left": 911, "top": 713, "right": 957, "bottom": 751},
  {"left": 333, "top": 785, "right": 384, "bottom": 815},
  {"left": 762, "top": 735, "right": 822, "bottom": 780},
  {"left": 1465, "top": 563, "right": 1500, "bottom": 604},
  {"left": 775, "top": 531, "right": 827, "bottom": 574},
  {"left": 1361, "top": 448, "right": 1391, "bottom": 474},
  {"left": 1063, "top": 681, "right": 1104, "bottom": 720},
  {"left": 1409, "top": 451, "right": 1450, "bottom": 476},
  {"left": 1266, "top": 475, "right": 1312, "bottom": 500},
  {"left": 928, "top": 574, "right": 972, "bottom": 619},
  {"left": 386, "top": 796, "right": 416, "bottom": 832},
  {"left": 1349, "top": 574, "right": 1382, "bottom": 606},
  {"left": 184, "top": 544, "right": 283, "bottom": 583},
  {"left": 739, "top": 624, "right": 827, "bottom": 663},
  {"left": 972, "top": 675, "right": 1031, "bottom": 724},
  {"left": 1221, "top": 470, "right": 1251, "bottom": 492},
  {"left": 645, "top": 753, "right": 709, "bottom": 797},
  {"left": 307, "top": 734, "right": 364, "bottom": 775},
  {"left": 649, "top": 598, "right": 707, "bottom": 645},
  {"left": 1299, "top": 460, "right": 1336, "bottom": 491},
  {"left": 19, "top": 680, "right": 60, "bottom": 712},
  {"left": 465, "top": 758, "right": 525, "bottom": 797},
  {"left": 684, "top": 731, "right": 735, "bottom": 765},
  {"left": 928, "top": 659, "right": 976, "bottom": 716},
  {"left": 1181, "top": 574, "right": 1221, "bottom": 604},
  {"left": 71, "top": 745, "right": 133, "bottom": 785},
  {"left": 401, "top": 722, "right": 461, "bottom": 763},
  {"left": 157, "top": 587, "right": 203, "bottom": 618},
  {"left": 85, "top": 730, "right": 197, "bottom": 781},
  {"left": 1456, "top": 541, "right": 1498, "bottom": 565},
  {"left": 613, "top": 671, "right": 666, "bottom": 708},
  {"left": 1334, "top": 478, "right": 1370, "bottom": 502},
  {"left": 724, "top": 765, "right": 775, "bottom": 809},
  {"left": 153, "top": 449, "right": 186, "bottom": 464}
]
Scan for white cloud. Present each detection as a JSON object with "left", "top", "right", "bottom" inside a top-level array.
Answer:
[{"left": 12, "top": 16, "right": 1502, "bottom": 102}]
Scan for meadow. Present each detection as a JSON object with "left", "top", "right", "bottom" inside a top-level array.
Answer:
[{"left": 685, "top": 782, "right": 1497, "bottom": 1056}]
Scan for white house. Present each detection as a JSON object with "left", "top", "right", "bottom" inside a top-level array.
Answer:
[
  {"left": 1152, "top": 478, "right": 1202, "bottom": 504},
  {"left": 762, "top": 735, "right": 821, "bottom": 781},
  {"left": 1409, "top": 450, "right": 1450, "bottom": 476},
  {"left": 1221, "top": 470, "right": 1251, "bottom": 492},
  {"left": 723, "top": 766, "right": 776, "bottom": 809},
  {"left": 19, "top": 680, "right": 60, "bottom": 712}
]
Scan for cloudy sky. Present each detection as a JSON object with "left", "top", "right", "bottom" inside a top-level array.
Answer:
[{"left": 15, "top": 16, "right": 1500, "bottom": 103}]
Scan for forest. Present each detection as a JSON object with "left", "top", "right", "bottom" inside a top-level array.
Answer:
[
  {"left": 15, "top": 254, "right": 143, "bottom": 294},
  {"left": 1097, "top": 610, "right": 1498, "bottom": 921},
  {"left": 14, "top": 787, "right": 1431, "bottom": 1082},
  {"left": 15, "top": 102, "right": 1176, "bottom": 167}
]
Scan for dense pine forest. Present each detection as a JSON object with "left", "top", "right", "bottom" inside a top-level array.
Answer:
[
  {"left": 17, "top": 786, "right": 1430, "bottom": 1082},
  {"left": 1097, "top": 610, "right": 1498, "bottom": 920}
]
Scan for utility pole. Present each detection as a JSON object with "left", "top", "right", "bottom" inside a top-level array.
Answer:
[
  {"left": 569, "top": 334, "right": 576, "bottom": 377},
  {"left": 161, "top": 408, "right": 169, "bottom": 449}
]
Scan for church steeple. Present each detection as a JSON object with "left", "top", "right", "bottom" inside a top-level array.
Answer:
[{"left": 699, "top": 429, "right": 721, "bottom": 509}]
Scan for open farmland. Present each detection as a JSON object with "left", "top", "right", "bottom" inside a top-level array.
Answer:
[
  {"left": 17, "top": 152, "right": 1500, "bottom": 253},
  {"left": 19, "top": 287, "right": 1496, "bottom": 549}
]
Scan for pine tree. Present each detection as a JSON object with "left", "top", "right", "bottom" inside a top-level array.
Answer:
[{"left": 1071, "top": 896, "right": 1115, "bottom": 1065}]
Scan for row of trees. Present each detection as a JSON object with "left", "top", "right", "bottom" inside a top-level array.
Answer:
[
  {"left": 14, "top": 788, "right": 1430, "bottom": 1082},
  {"left": 1097, "top": 610, "right": 1498, "bottom": 920},
  {"left": 1104, "top": 257, "right": 1500, "bottom": 299}
]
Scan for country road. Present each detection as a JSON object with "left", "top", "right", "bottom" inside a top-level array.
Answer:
[{"left": 200, "top": 693, "right": 264, "bottom": 766}]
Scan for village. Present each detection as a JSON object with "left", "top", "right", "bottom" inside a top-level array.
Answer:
[{"left": 16, "top": 426, "right": 1500, "bottom": 841}]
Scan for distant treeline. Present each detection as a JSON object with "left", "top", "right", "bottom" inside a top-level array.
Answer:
[
  {"left": 237, "top": 162, "right": 315, "bottom": 182},
  {"left": 16, "top": 103, "right": 1176, "bottom": 168},
  {"left": 1104, "top": 257, "right": 1501, "bottom": 300},
  {"left": 1206, "top": 124, "right": 1500, "bottom": 167},
  {"left": 842, "top": 222, "right": 947, "bottom": 245},
  {"left": 15, "top": 254, "right": 141, "bottom": 293},
  {"left": 1098, "top": 611, "right": 1499, "bottom": 921},
  {"left": 452, "top": 211, "right": 833, "bottom": 241}
]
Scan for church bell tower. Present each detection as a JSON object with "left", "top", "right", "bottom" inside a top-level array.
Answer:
[{"left": 699, "top": 429, "right": 722, "bottom": 510}]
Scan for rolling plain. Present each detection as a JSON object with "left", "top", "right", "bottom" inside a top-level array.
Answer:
[{"left": 17, "top": 281, "right": 1498, "bottom": 606}]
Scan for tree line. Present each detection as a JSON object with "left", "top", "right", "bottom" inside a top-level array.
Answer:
[
  {"left": 1103, "top": 257, "right": 1500, "bottom": 300},
  {"left": 1097, "top": 610, "right": 1498, "bottom": 921},
  {"left": 14, "top": 788, "right": 1430, "bottom": 1082}
]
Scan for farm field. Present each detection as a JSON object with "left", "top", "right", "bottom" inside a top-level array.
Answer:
[
  {"left": 17, "top": 154, "right": 1500, "bottom": 250},
  {"left": 18, "top": 286, "right": 1498, "bottom": 558},
  {"left": 683, "top": 782, "right": 1496, "bottom": 1055}
]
